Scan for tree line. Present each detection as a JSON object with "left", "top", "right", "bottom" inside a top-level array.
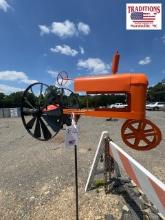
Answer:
[
  {"left": 147, "top": 82, "right": 165, "bottom": 102},
  {"left": 0, "top": 81, "right": 164, "bottom": 108}
]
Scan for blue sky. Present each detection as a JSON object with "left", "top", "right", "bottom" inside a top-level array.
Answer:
[{"left": 0, "top": 0, "right": 164, "bottom": 94}]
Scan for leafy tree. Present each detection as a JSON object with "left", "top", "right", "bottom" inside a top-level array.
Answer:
[
  {"left": 147, "top": 82, "right": 165, "bottom": 102},
  {"left": 0, "top": 93, "right": 6, "bottom": 107},
  {"left": 3, "top": 92, "right": 24, "bottom": 107}
]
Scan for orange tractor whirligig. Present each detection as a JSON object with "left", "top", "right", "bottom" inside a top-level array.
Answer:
[{"left": 21, "top": 51, "right": 162, "bottom": 151}]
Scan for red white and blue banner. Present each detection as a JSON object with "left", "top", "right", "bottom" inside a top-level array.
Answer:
[{"left": 126, "top": 3, "right": 162, "bottom": 30}]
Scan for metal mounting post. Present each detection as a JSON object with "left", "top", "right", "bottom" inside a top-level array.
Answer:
[{"left": 74, "top": 144, "right": 79, "bottom": 220}]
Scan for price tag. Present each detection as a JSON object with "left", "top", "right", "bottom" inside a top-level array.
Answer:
[{"left": 65, "top": 114, "right": 79, "bottom": 148}]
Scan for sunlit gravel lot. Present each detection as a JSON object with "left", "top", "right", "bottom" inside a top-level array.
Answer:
[{"left": 0, "top": 111, "right": 164, "bottom": 219}]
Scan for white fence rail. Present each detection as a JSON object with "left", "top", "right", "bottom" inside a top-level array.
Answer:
[
  {"left": 109, "top": 140, "right": 165, "bottom": 216},
  {"left": 85, "top": 131, "right": 165, "bottom": 216}
]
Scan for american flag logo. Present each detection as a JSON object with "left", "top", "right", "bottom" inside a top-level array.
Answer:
[{"left": 131, "top": 12, "right": 156, "bottom": 23}]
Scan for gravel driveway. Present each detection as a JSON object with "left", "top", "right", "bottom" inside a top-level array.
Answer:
[{"left": 0, "top": 111, "right": 164, "bottom": 219}]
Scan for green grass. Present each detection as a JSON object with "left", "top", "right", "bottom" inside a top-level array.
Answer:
[{"left": 95, "top": 179, "right": 105, "bottom": 187}]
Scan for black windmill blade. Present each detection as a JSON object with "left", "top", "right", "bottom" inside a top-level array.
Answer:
[
  {"left": 39, "top": 117, "right": 52, "bottom": 140},
  {"left": 34, "top": 117, "right": 41, "bottom": 138},
  {"left": 26, "top": 117, "right": 36, "bottom": 129},
  {"left": 24, "top": 97, "right": 35, "bottom": 109},
  {"left": 30, "top": 87, "right": 35, "bottom": 97},
  {"left": 42, "top": 114, "right": 62, "bottom": 132}
]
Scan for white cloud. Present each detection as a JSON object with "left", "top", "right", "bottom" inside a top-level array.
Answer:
[
  {"left": 21, "top": 78, "right": 37, "bottom": 84},
  {"left": 38, "top": 25, "right": 50, "bottom": 35},
  {"left": 0, "top": 84, "right": 23, "bottom": 94},
  {"left": 77, "top": 58, "right": 110, "bottom": 74},
  {"left": 77, "top": 22, "right": 90, "bottom": 35},
  {"left": 0, "top": 0, "right": 10, "bottom": 12},
  {"left": 79, "top": 46, "right": 85, "bottom": 54},
  {"left": 138, "top": 56, "right": 151, "bottom": 65},
  {"left": 51, "top": 20, "right": 76, "bottom": 38},
  {"left": 50, "top": 45, "right": 78, "bottom": 56},
  {"left": 162, "top": 35, "right": 165, "bottom": 43},
  {"left": 38, "top": 20, "right": 90, "bottom": 38},
  {"left": 0, "top": 71, "right": 37, "bottom": 84}
]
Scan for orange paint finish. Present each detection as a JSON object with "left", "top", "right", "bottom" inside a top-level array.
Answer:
[
  {"left": 64, "top": 108, "right": 145, "bottom": 119},
  {"left": 112, "top": 51, "right": 120, "bottom": 74},
  {"left": 64, "top": 51, "right": 161, "bottom": 150},
  {"left": 63, "top": 109, "right": 86, "bottom": 115},
  {"left": 118, "top": 151, "right": 141, "bottom": 189},
  {"left": 121, "top": 119, "right": 162, "bottom": 150},
  {"left": 74, "top": 73, "right": 148, "bottom": 93},
  {"left": 74, "top": 73, "right": 148, "bottom": 120},
  {"left": 74, "top": 73, "right": 131, "bottom": 92},
  {"left": 43, "top": 104, "right": 59, "bottom": 112},
  {"left": 149, "top": 179, "right": 165, "bottom": 209},
  {"left": 84, "top": 110, "right": 145, "bottom": 119}
]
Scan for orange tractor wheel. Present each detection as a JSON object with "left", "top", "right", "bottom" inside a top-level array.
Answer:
[{"left": 121, "top": 119, "right": 162, "bottom": 151}]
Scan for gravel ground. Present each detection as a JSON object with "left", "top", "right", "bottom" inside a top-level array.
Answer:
[{"left": 0, "top": 111, "right": 164, "bottom": 219}]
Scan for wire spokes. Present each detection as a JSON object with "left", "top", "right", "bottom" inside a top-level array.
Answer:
[{"left": 57, "top": 71, "right": 69, "bottom": 86}]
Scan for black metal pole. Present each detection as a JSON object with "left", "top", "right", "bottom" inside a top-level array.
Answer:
[{"left": 74, "top": 145, "right": 79, "bottom": 220}]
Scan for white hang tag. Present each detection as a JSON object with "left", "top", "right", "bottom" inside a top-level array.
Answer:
[{"left": 65, "top": 114, "right": 79, "bottom": 148}]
